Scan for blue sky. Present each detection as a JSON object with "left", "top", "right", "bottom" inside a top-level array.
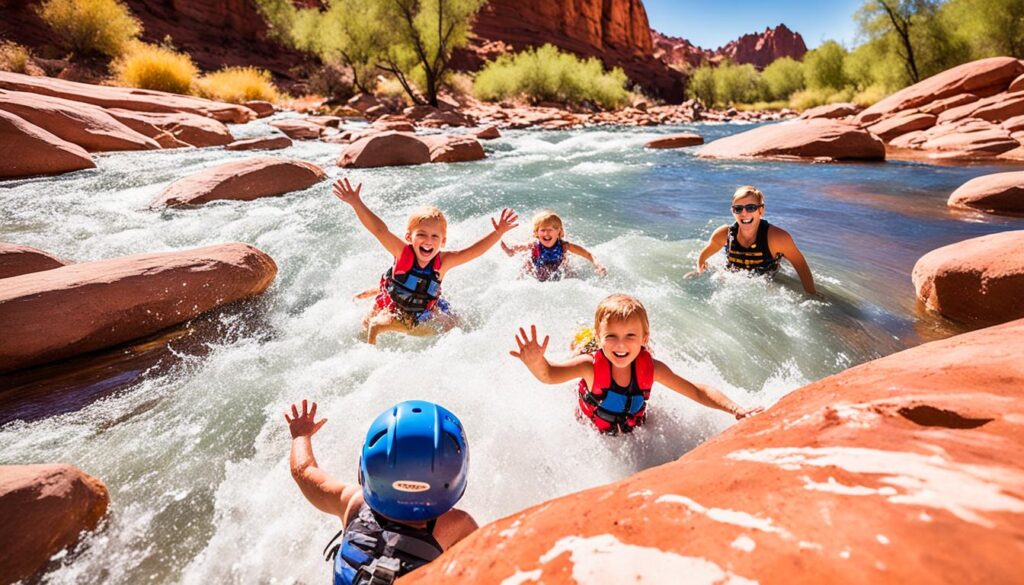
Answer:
[{"left": 644, "top": 0, "right": 865, "bottom": 50}]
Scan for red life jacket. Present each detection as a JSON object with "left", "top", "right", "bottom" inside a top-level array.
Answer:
[
  {"left": 577, "top": 348, "right": 654, "bottom": 434},
  {"left": 377, "top": 246, "right": 442, "bottom": 315}
]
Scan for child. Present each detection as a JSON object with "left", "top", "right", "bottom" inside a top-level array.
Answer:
[
  {"left": 688, "top": 185, "right": 817, "bottom": 295},
  {"left": 500, "top": 210, "right": 606, "bottom": 281},
  {"left": 333, "top": 178, "right": 518, "bottom": 343},
  {"left": 285, "top": 399, "right": 478, "bottom": 584},
  {"left": 510, "top": 294, "right": 761, "bottom": 434}
]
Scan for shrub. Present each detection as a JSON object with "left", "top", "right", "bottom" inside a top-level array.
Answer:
[
  {"left": 113, "top": 42, "right": 197, "bottom": 94},
  {"left": 804, "top": 40, "right": 849, "bottom": 91},
  {"left": 307, "top": 62, "right": 357, "bottom": 102},
  {"left": 788, "top": 86, "right": 855, "bottom": 111},
  {"left": 36, "top": 0, "right": 141, "bottom": 57},
  {"left": 474, "top": 44, "right": 629, "bottom": 109},
  {"left": 197, "top": 67, "right": 279, "bottom": 103},
  {"left": 687, "top": 65, "right": 716, "bottom": 106},
  {"left": 713, "top": 62, "right": 763, "bottom": 105},
  {"left": 0, "top": 41, "right": 31, "bottom": 73},
  {"left": 761, "top": 57, "right": 804, "bottom": 101}
]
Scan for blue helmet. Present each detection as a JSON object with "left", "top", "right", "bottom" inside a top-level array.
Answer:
[{"left": 359, "top": 401, "right": 469, "bottom": 522}]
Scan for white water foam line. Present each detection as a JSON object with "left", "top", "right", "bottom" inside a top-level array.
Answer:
[
  {"left": 499, "top": 533, "right": 758, "bottom": 585},
  {"left": 728, "top": 447, "right": 1024, "bottom": 528},
  {"left": 655, "top": 494, "right": 793, "bottom": 538}
]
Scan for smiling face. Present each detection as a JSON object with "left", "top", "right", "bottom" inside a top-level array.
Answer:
[
  {"left": 406, "top": 218, "right": 446, "bottom": 265},
  {"left": 732, "top": 194, "right": 765, "bottom": 229},
  {"left": 535, "top": 222, "right": 563, "bottom": 248},
  {"left": 597, "top": 315, "right": 649, "bottom": 370}
]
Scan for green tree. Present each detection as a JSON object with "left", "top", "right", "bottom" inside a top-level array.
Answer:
[
  {"left": 687, "top": 65, "right": 716, "bottom": 106},
  {"left": 941, "top": 0, "right": 1024, "bottom": 59},
  {"left": 713, "top": 62, "right": 762, "bottom": 105},
  {"left": 804, "top": 40, "right": 849, "bottom": 90},
  {"left": 761, "top": 57, "right": 805, "bottom": 100}
]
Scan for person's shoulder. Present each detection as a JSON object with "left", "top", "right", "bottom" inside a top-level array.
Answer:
[
  {"left": 438, "top": 507, "right": 479, "bottom": 544},
  {"left": 766, "top": 223, "right": 794, "bottom": 242},
  {"left": 711, "top": 224, "right": 731, "bottom": 241}
]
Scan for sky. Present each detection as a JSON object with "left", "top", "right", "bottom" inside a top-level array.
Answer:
[{"left": 644, "top": 0, "right": 865, "bottom": 50}]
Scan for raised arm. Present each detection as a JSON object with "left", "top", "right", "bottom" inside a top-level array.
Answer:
[
  {"left": 768, "top": 227, "right": 817, "bottom": 295},
  {"left": 564, "top": 242, "right": 607, "bottom": 276},
  {"left": 500, "top": 240, "right": 532, "bottom": 257},
  {"left": 686, "top": 225, "right": 729, "bottom": 278},
  {"left": 285, "top": 400, "right": 361, "bottom": 519},
  {"left": 443, "top": 209, "right": 519, "bottom": 271},
  {"left": 510, "top": 325, "right": 593, "bottom": 385},
  {"left": 652, "top": 361, "right": 762, "bottom": 419},
  {"left": 332, "top": 178, "right": 405, "bottom": 258}
]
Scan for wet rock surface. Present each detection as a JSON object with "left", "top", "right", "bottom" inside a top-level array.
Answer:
[
  {"left": 948, "top": 171, "right": 1024, "bottom": 216},
  {"left": 0, "top": 243, "right": 68, "bottom": 280},
  {"left": 0, "top": 109, "right": 95, "bottom": 178},
  {"left": 152, "top": 157, "right": 325, "bottom": 207},
  {"left": 697, "top": 119, "right": 885, "bottom": 161}
]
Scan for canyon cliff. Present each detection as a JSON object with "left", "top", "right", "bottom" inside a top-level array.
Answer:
[{"left": 653, "top": 24, "right": 808, "bottom": 71}]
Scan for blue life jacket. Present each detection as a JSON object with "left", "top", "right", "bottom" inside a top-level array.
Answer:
[
  {"left": 382, "top": 245, "right": 443, "bottom": 314},
  {"left": 324, "top": 504, "right": 443, "bottom": 585},
  {"left": 531, "top": 240, "right": 565, "bottom": 281}
]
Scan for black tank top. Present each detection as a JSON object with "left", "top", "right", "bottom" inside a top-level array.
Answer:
[{"left": 725, "top": 220, "right": 781, "bottom": 275}]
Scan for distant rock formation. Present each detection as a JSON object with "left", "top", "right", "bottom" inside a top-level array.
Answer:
[{"left": 653, "top": 24, "right": 808, "bottom": 70}]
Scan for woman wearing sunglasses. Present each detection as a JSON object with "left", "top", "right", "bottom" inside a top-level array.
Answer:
[{"left": 688, "top": 185, "right": 817, "bottom": 295}]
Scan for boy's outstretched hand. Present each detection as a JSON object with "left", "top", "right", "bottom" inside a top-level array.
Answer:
[
  {"left": 332, "top": 178, "right": 362, "bottom": 206},
  {"left": 734, "top": 405, "right": 765, "bottom": 420},
  {"left": 510, "top": 325, "right": 549, "bottom": 369},
  {"left": 491, "top": 208, "right": 519, "bottom": 236},
  {"left": 285, "top": 399, "right": 327, "bottom": 438}
]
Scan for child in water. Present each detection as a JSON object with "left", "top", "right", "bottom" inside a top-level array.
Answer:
[
  {"left": 510, "top": 294, "right": 761, "bottom": 434},
  {"left": 285, "top": 399, "right": 477, "bottom": 584},
  {"left": 500, "top": 210, "right": 606, "bottom": 281},
  {"left": 688, "top": 185, "right": 817, "bottom": 295},
  {"left": 333, "top": 178, "right": 518, "bottom": 344}
]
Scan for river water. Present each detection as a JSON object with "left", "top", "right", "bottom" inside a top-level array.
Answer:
[{"left": 1, "top": 118, "right": 1021, "bottom": 584}]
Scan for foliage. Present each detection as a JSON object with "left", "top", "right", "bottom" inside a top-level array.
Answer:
[
  {"left": 687, "top": 65, "right": 716, "bottom": 106},
  {"left": 761, "top": 57, "right": 805, "bottom": 100},
  {"left": 940, "top": 0, "right": 1024, "bottom": 59},
  {"left": 36, "top": 0, "right": 141, "bottom": 58},
  {"left": 803, "top": 40, "right": 849, "bottom": 90},
  {"left": 473, "top": 44, "right": 629, "bottom": 109},
  {"left": 685, "top": 62, "right": 763, "bottom": 106},
  {"left": 113, "top": 42, "right": 197, "bottom": 94},
  {"left": 0, "top": 41, "right": 31, "bottom": 73},
  {"left": 788, "top": 86, "right": 855, "bottom": 110},
  {"left": 197, "top": 67, "right": 279, "bottom": 103}
]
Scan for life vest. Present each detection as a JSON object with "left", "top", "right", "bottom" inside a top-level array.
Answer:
[
  {"left": 725, "top": 220, "right": 781, "bottom": 275},
  {"left": 577, "top": 349, "right": 654, "bottom": 434},
  {"left": 380, "top": 245, "right": 442, "bottom": 315},
  {"left": 531, "top": 240, "right": 565, "bottom": 281},
  {"left": 325, "top": 504, "right": 444, "bottom": 585}
]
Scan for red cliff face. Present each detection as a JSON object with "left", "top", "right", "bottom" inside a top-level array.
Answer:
[
  {"left": 651, "top": 30, "right": 715, "bottom": 70},
  {"left": 653, "top": 24, "right": 808, "bottom": 71}
]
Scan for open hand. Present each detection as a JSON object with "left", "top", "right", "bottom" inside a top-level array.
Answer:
[
  {"left": 491, "top": 208, "right": 519, "bottom": 236},
  {"left": 332, "top": 178, "right": 362, "bottom": 205},
  {"left": 595, "top": 263, "right": 608, "bottom": 277},
  {"left": 510, "top": 324, "right": 549, "bottom": 370},
  {"left": 683, "top": 270, "right": 701, "bottom": 279},
  {"left": 285, "top": 399, "right": 327, "bottom": 438},
  {"left": 734, "top": 405, "right": 765, "bottom": 420}
]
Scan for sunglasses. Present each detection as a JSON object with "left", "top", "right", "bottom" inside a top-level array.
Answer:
[{"left": 731, "top": 204, "right": 763, "bottom": 213}]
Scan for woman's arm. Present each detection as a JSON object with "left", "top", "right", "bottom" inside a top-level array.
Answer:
[
  {"left": 685, "top": 225, "right": 729, "bottom": 278},
  {"left": 769, "top": 227, "right": 816, "bottom": 295}
]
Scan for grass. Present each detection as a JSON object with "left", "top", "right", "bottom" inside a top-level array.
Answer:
[
  {"left": 113, "top": 42, "right": 197, "bottom": 94},
  {"left": 197, "top": 67, "right": 279, "bottom": 103},
  {"left": 36, "top": 0, "right": 141, "bottom": 57},
  {"left": 0, "top": 41, "right": 31, "bottom": 73}
]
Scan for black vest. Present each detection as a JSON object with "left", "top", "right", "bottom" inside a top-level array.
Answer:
[
  {"left": 725, "top": 220, "right": 780, "bottom": 275},
  {"left": 326, "top": 504, "right": 444, "bottom": 585}
]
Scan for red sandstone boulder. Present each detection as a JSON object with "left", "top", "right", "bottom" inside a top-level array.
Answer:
[
  {"left": 369, "top": 118, "right": 416, "bottom": 133},
  {"left": 0, "top": 243, "right": 277, "bottom": 372},
  {"left": 0, "top": 243, "right": 67, "bottom": 279},
  {"left": 338, "top": 131, "right": 430, "bottom": 168},
  {"left": 418, "top": 109, "right": 475, "bottom": 128},
  {"left": 105, "top": 109, "right": 233, "bottom": 148},
  {"left": 920, "top": 93, "right": 979, "bottom": 115},
  {"left": 697, "top": 119, "right": 885, "bottom": 161},
  {"left": 152, "top": 157, "right": 325, "bottom": 207},
  {"left": 917, "top": 119, "right": 1018, "bottom": 157},
  {"left": 419, "top": 134, "right": 486, "bottom": 163},
  {"left": 406, "top": 317, "right": 1024, "bottom": 585},
  {"left": 0, "top": 110, "right": 95, "bottom": 178},
  {"left": 0, "top": 464, "right": 109, "bottom": 585},
  {"left": 645, "top": 132, "right": 704, "bottom": 149},
  {"left": 244, "top": 100, "right": 275, "bottom": 118},
  {"left": 867, "top": 111, "right": 936, "bottom": 141},
  {"left": 800, "top": 102, "right": 860, "bottom": 120},
  {"left": 856, "top": 57, "right": 1024, "bottom": 125},
  {"left": 0, "top": 71, "right": 252, "bottom": 123},
  {"left": 0, "top": 90, "right": 160, "bottom": 152},
  {"left": 912, "top": 231, "right": 1024, "bottom": 326},
  {"left": 347, "top": 93, "right": 383, "bottom": 113},
  {"left": 225, "top": 136, "right": 292, "bottom": 151},
  {"left": 474, "top": 125, "right": 501, "bottom": 139},
  {"left": 269, "top": 119, "right": 323, "bottom": 140},
  {"left": 307, "top": 115, "right": 343, "bottom": 128},
  {"left": 948, "top": 172, "right": 1024, "bottom": 216}
]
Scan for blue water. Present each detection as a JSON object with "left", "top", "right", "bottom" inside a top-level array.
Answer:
[{"left": 0, "top": 118, "right": 1020, "bottom": 584}]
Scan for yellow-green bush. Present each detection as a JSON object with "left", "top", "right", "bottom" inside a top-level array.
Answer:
[
  {"left": 788, "top": 87, "right": 855, "bottom": 111},
  {"left": 197, "top": 67, "right": 279, "bottom": 103},
  {"left": 36, "top": 0, "right": 141, "bottom": 57},
  {"left": 474, "top": 44, "right": 629, "bottom": 109},
  {"left": 0, "top": 41, "right": 31, "bottom": 73},
  {"left": 113, "top": 42, "right": 197, "bottom": 94}
]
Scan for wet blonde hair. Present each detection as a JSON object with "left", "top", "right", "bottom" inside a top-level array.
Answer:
[
  {"left": 594, "top": 294, "right": 650, "bottom": 338},
  {"left": 732, "top": 185, "right": 765, "bottom": 205},
  {"left": 406, "top": 206, "right": 448, "bottom": 236},
  {"left": 531, "top": 210, "right": 564, "bottom": 237}
]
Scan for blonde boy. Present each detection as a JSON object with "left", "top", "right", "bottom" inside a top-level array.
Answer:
[
  {"left": 500, "top": 210, "right": 606, "bottom": 281},
  {"left": 511, "top": 294, "right": 760, "bottom": 433},
  {"left": 333, "top": 178, "right": 518, "bottom": 344}
]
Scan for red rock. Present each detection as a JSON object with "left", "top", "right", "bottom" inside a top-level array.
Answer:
[
  {"left": 651, "top": 29, "right": 715, "bottom": 69},
  {"left": 347, "top": 93, "right": 383, "bottom": 113},
  {"left": 0, "top": 464, "right": 109, "bottom": 585},
  {"left": 152, "top": 157, "right": 325, "bottom": 207},
  {"left": 645, "top": 132, "right": 704, "bottom": 148},
  {"left": 970, "top": 91, "right": 1024, "bottom": 123},
  {"left": 406, "top": 317, "right": 1024, "bottom": 585},
  {"left": 0, "top": 243, "right": 68, "bottom": 280},
  {"left": 1010, "top": 73, "right": 1024, "bottom": 93},
  {"left": 920, "top": 93, "right": 979, "bottom": 115},
  {"left": 338, "top": 131, "right": 430, "bottom": 168},
  {"left": 419, "top": 134, "right": 486, "bottom": 163},
  {"left": 856, "top": 57, "right": 1024, "bottom": 125},
  {"left": 224, "top": 136, "right": 292, "bottom": 151},
  {"left": 418, "top": 110, "right": 475, "bottom": 128},
  {"left": 1001, "top": 114, "right": 1024, "bottom": 133},
  {"left": 696, "top": 119, "right": 885, "bottom": 161},
  {"left": 868, "top": 112, "right": 937, "bottom": 141},
  {"left": 919, "top": 120, "right": 1018, "bottom": 157},
  {"left": 0, "top": 90, "right": 160, "bottom": 152},
  {"left": 474, "top": 125, "right": 501, "bottom": 139},
  {"left": 998, "top": 146, "right": 1024, "bottom": 161},
  {"left": 269, "top": 119, "right": 323, "bottom": 140},
  {"left": 717, "top": 24, "right": 808, "bottom": 69},
  {"left": 913, "top": 231, "right": 1024, "bottom": 326},
  {"left": 0, "top": 71, "right": 252, "bottom": 123},
  {"left": 888, "top": 130, "right": 927, "bottom": 149},
  {"left": 369, "top": 118, "right": 416, "bottom": 133},
  {"left": 244, "top": 100, "right": 275, "bottom": 118},
  {"left": 0, "top": 243, "right": 277, "bottom": 372},
  {"left": 800, "top": 102, "right": 860, "bottom": 120},
  {"left": 307, "top": 115, "right": 343, "bottom": 128},
  {"left": 104, "top": 108, "right": 233, "bottom": 148},
  {"left": 0, "top": 110, "right": 95, "bottom": 178},
  {"left": 948, "top": 171, "right": 1024, "bottom": 216}
]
